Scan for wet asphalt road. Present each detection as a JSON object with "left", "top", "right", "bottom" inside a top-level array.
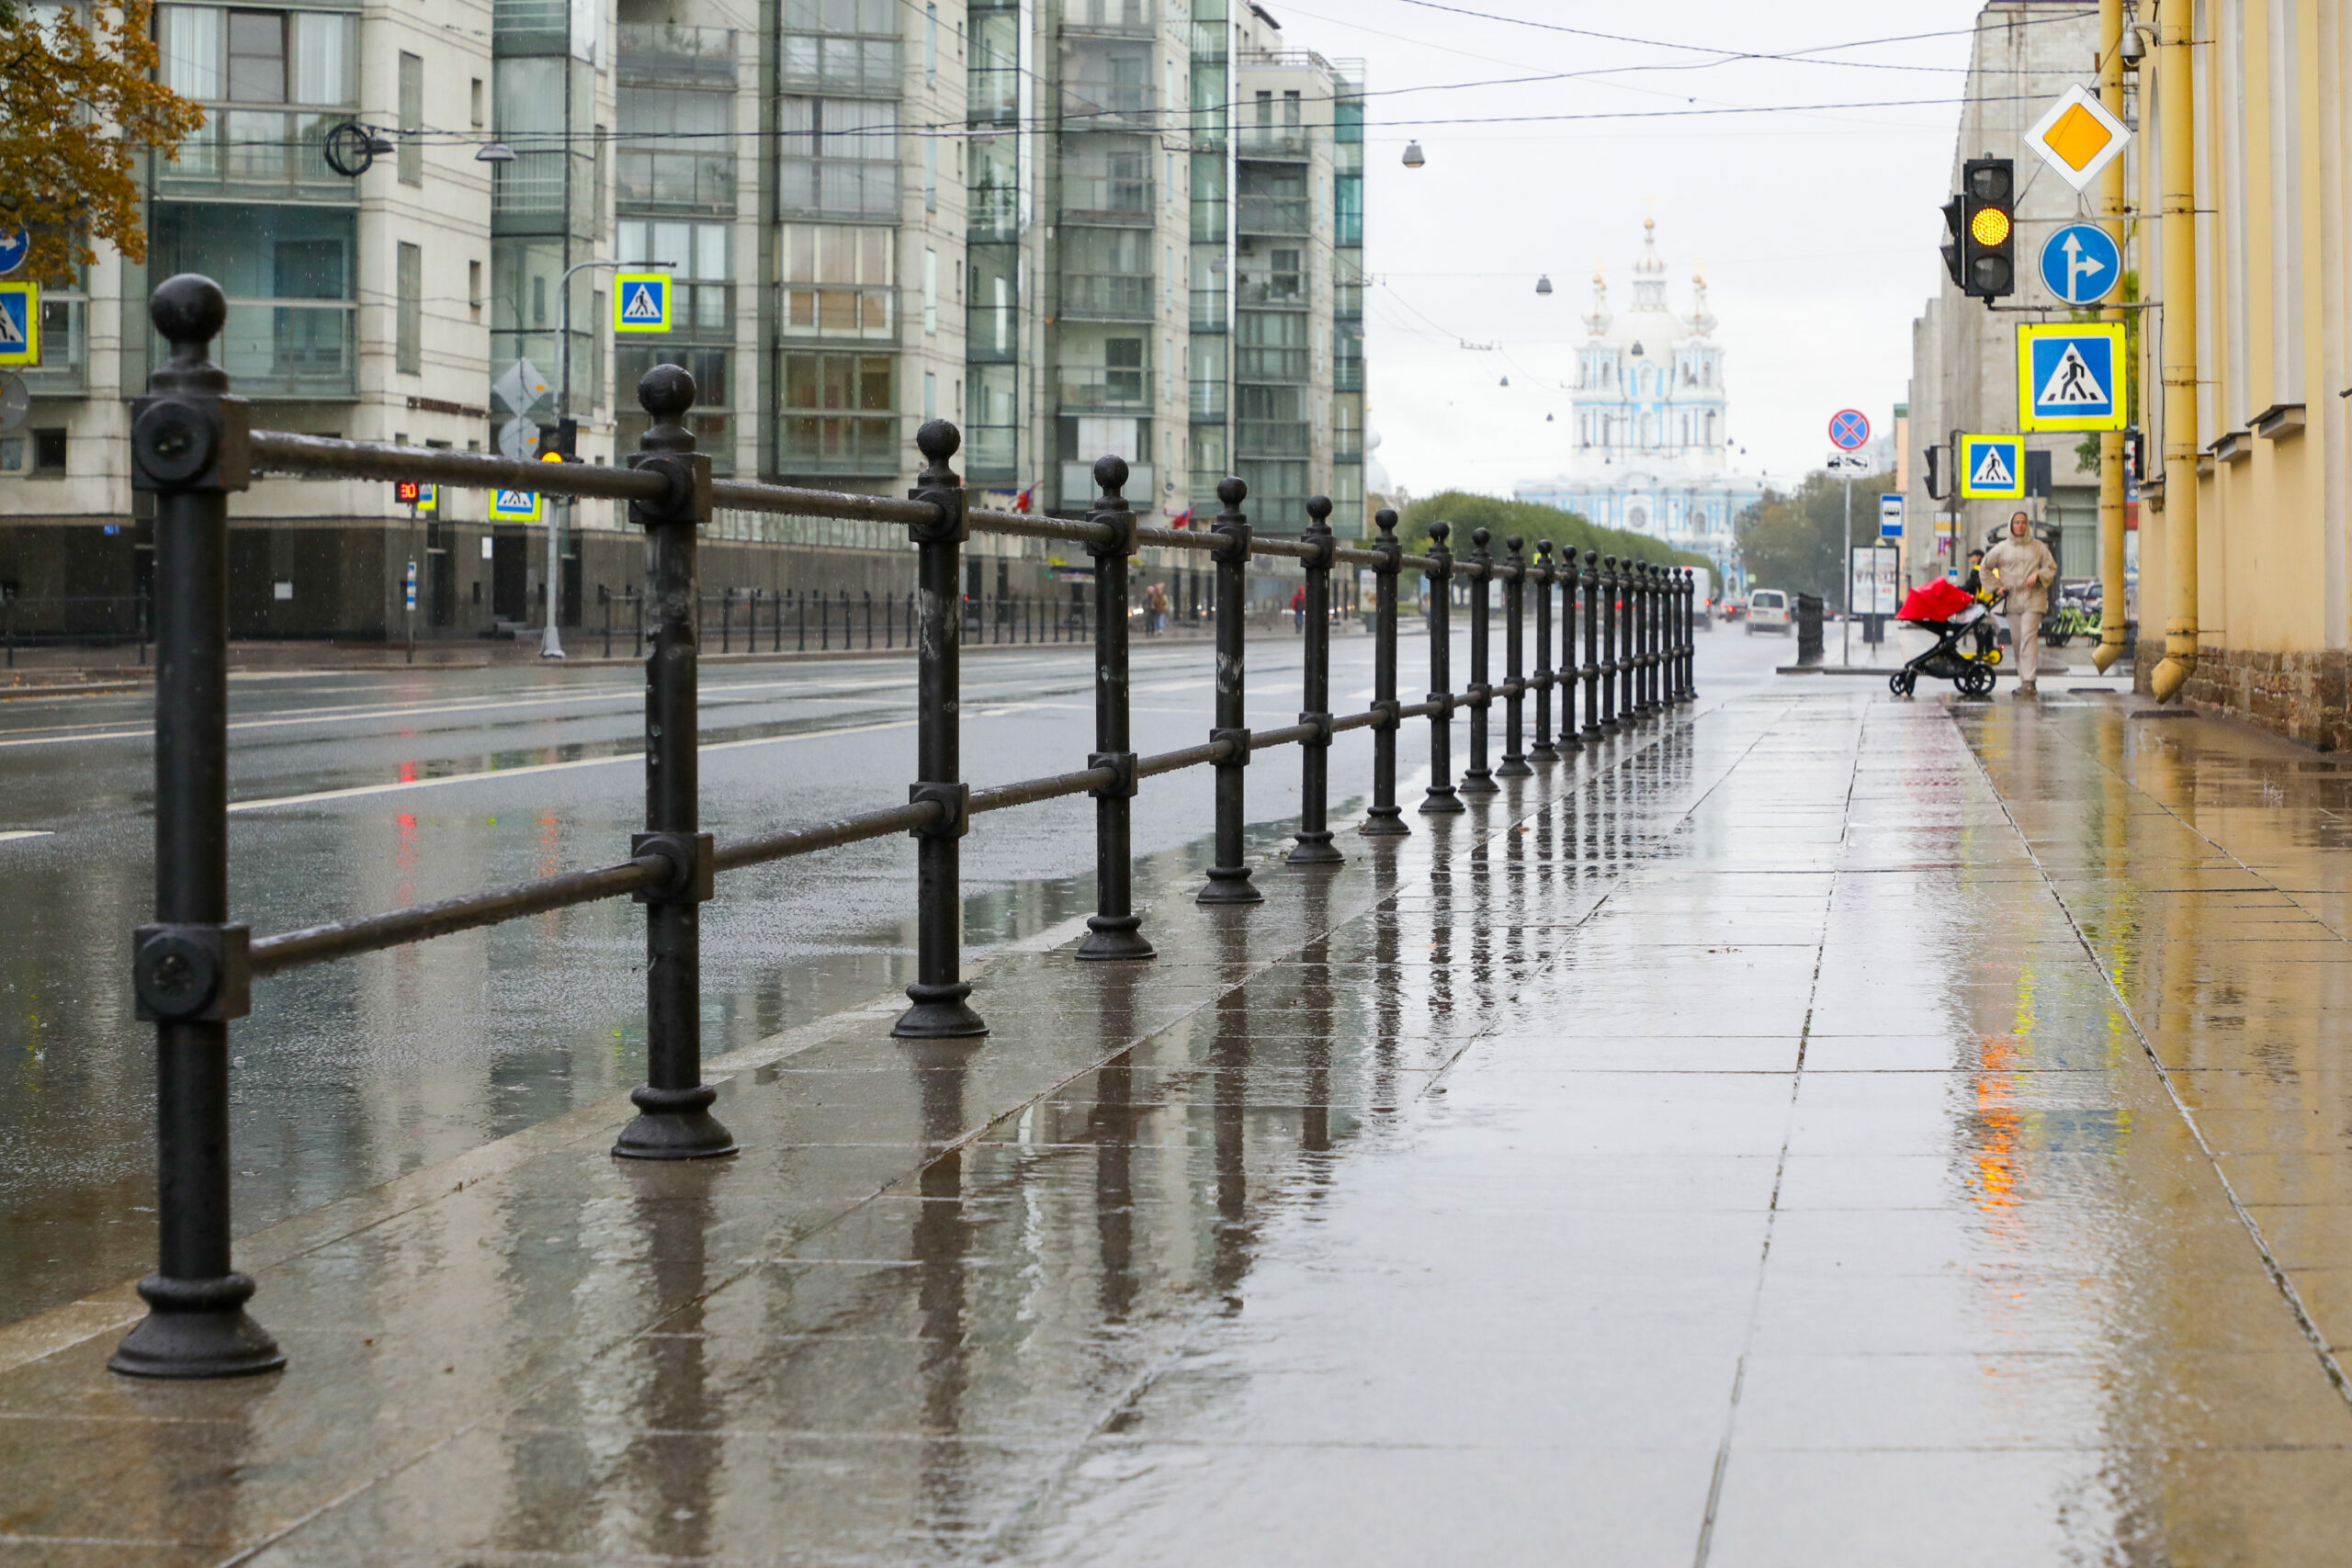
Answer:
[{"left": 0, "top": 620, "right": 1794, "bottom": 1325}]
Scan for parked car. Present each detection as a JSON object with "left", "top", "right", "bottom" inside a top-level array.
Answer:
[{"left": 1746, "top": 588, "right": 1792, "bottom": 635}]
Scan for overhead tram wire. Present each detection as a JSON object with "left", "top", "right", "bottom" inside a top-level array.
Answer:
[{"left": 1389, "top": 0, "right": 2100, "bottom": 63}]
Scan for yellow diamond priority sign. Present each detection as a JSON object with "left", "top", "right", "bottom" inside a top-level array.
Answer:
[{"left": 2024, "top": 85, "right": 2130, "bottom": 193}]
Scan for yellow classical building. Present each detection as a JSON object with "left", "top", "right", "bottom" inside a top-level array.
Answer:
[{"left": 2132, "top": 0, "right": 2352, "bottom": 742}]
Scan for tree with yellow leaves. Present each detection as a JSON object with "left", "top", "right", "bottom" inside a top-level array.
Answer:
[{"left": 0, "top": 0, "right": 204, "bottom": 283}]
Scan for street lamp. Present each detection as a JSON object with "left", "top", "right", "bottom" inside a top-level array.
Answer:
[
  {"left": 1401, "top": 141, "right": 1425, "bottom": 168},
  {"left": 539, "top": 256, "right": 676, "bottom": 660},
  {"left": 474, "top": 141, "right": 517, "bottom": 164},
  {"left": 1535, "top": 274, "right": 1553, "bottom": 295}
]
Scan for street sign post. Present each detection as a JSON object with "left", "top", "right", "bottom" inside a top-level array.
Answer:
[
  {"left": 0, "top": 281, "right": 39, "bottom": 367},
  {"left": 1879, "top": 493, "right": 1905, "bottom": 539},
  {"left": 0, "top": 227, "right": 28, "bottom": 276},
  {"left": 1826, "top": 410, "right": 1872, "bottom": 664},
  {"left": 2038, "top": 222, "right": 2122, "bottom": 306},
  {"left": 1828, "top": 409, "right": 1871, "bottom": 451},
  {"left": 1959, "top": 435, "right": 2027, "bottom": 500},
  {"left": 2024, "top": 84, "right": 2132, "bottom": 193},
  {"left": 614, "top": 274, "right": 673, "bottom": 333},
  {"left": 2018, "top": 322, "right": 2127, "bottom": 433}
]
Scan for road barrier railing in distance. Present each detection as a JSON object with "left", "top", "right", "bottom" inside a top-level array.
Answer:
[{"left": 109, "top": 272, "right": 1699, "bottom": 1379}]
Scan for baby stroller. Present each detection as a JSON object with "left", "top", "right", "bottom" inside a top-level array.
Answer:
[{"left": 1889, "top": 578, "right": 2000, "bottom": 699}]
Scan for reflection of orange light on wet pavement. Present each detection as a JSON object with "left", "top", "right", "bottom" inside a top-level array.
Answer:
[{"left": 1973, "top": 1033, "right": 2021, "bottom": 1216}]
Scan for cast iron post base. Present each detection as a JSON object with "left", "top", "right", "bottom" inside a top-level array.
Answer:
[
  {"left": 1197, "top": 865, "right": 1264, "bottom": 905},
  {"left": 612, "top": 1083, "right": 739, "bottom": 1160},
  {"left": 1287, "top": 829, "right": 1343, "bottom": 865},
  {"left": 1420, "top": 784, "right": 1465, "bottom": 815},
  {"left": 109, "top": 1271, "right": 285, "bottom": 1380},
  {"left": 1076, "top": 912, "right": 1156, "bottom": 961},
  {"left": 1360, "top": 805, "right": 1410, "bottom": 837},
  {"left": 893, "top": 979, "right": 989, "bottom": 1038}
]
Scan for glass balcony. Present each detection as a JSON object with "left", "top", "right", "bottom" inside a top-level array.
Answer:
[
  {"left": 969, "top": 183, "right": 1019, "bottom": 240},
  {"left": 1062, "top": 0, "right": 1154, "bottom": 36},
  {"left": 1060, "top": 272, "right": 1155, "bottom": 321},
  {"left": 156, "top": 111, "right": 353, "bottom": 199},
  {"left": 1062, "top": 461, "right": 1151, "bottom": 505},
  {"left": 617, "top": 149, "right": 735, "bottom": 211},
  {"left": 1058, "top": 367, "right": 1150, "bottom": 410},
  {"left": 970, "top": 68, "right": 1019, "bottom": 126},
  {"left": 779, "top": 33, "right": 900, "bottom": 96},
  {"left": 1063, "top": 84, "right": 1158, "bottom": 129},
  {"left": 494, "top": 150, "right": 571, "bottom": 218},
  {"left": 1189, "top": 377, "right": 1227, "bottom": 419},
  {"left": 1237, "top": 276, "right": 1307, "bottom": 309},
  {"left": 1335, "top": 355, "right": 1363, "bottom": 392},
  {"left": 1061, "top": 177, "right": 1154, "bottom": 223},
  {"left": 1237, "top": 420, "right": 1311, "bottom": 457},
  {"left": 617, "top": 25, "right": 737, "bottom": 85},
  {"left": 966, "top": 423, "right": 1017, "bottom": 480},
  {"left": 780, "top": 413, "right": 900, "bottom": 475},
  {"left": 1189, "top": 290, "right": 1227, "bottom": 331},
  {"left": 160, "top": 300, "right": 356, "bottom": 399},
  {"left": 1235, "top": 346, "right": 1308, "bottom": 383},
  {"left": 1236, "top": 126, "right": 1311, "bottom": 159},
  {"left": 779, "top": 285, "right": 895, "bottom": 340},
  {"left": 1236, "top": 195, "right": 1310, "bottom": 235}
]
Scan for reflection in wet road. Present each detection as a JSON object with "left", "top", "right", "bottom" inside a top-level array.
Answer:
[{"left": 22, "top": 640, "right": 2352, "bottom": 1561}]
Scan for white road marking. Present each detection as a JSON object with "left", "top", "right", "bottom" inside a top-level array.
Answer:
[{"left": 0, "top": 830, "right": 52, "bottom": 842}]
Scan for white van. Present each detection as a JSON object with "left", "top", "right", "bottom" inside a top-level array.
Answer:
[{"left": 1746, "top": 589, "right": 1791, "bottom": 635}]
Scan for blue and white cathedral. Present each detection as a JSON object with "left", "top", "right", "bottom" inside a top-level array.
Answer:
[{"left": 1517, "top": 220, "right": 1761, "bottom": 590}]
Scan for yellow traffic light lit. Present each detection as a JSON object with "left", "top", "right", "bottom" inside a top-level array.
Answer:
[{"left": 1970, "top": 207, "right": 2011, "bottom": 246}]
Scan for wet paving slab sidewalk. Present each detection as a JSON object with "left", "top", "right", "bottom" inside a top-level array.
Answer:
[{"left": 9, "top": 691, "right": 2352, "bottom": 1564}]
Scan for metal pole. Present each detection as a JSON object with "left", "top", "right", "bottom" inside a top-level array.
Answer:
[
  {"left": 1078, "top": 457, "right": 1152, "bottom": 960},
  {"left": 1461, "top": 527, "right": 1496, "bottom": 795},
  {"left": 1841, "top": 476, "right": 1853, "bottom": 668},
  {"left": 1558, "top": 542, "right": 1577, "bottom": 748},
  {"left": 1363, "top": 506, "right": 1408, "bottom": 837},
  {"left": 1531, "top": 540, "right": 1556, "bottom": 761},
  {"left": 1636, "top": 565, "right": 1654, "bottom": 715},
  {"left": 1622, "top": 559, "right": 1640, "bottom": 720},
  {"left": 613, "top": 364, "right": 735, "bottom": 1158},
  {"left": 1498, "top": 534, "right": 1531, "bottom": 777},
  {"left": 1199, "top": 477, "right": 1261, "bottom": 904},
  {"left": 1580, "top": 549, "right": 1601, "bottom": 740},
  {"left": 895, "top": 422, "right": 987, "bottom": 1035},
  {"left": 111, "top": 273, "right": 282, "bottom": 1380},
  {"left": 1421, "top": 523, "right": 1463, "bottom": 814},
  {"left": 1683, "top": 569, "right": 1698, "bottom": 701},
  {"left": 1289, "top": 495, "right": 1342, "bottom": 864},
  {"left": 1599, "top": 555, "right": 1619, "bottom": 732}
]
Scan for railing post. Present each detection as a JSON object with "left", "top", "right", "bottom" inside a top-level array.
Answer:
[
  {"left": 1289, "top": 495, "right": 1342, "bottom": 865},
  {"left": 1531, "top": 539, "right": 1556, "bottom": 761},
  {"left": 1642, "top": 565, "right": 1659, "bottom": 714},
  {"left": 896, "top": 422, "right": 988, "bottom": 1036},
  {"left": 1656, "top": 567, "right": 1671, "bottom": 709},
  {"left": 1622, "top": 559, "right": 1641, "bottom": 722},
  {"left": 1461, "top": 527, "right": 1497, "bottom": 795},
  {"left": 1078, "top": 457, "right": 1153, "bottom": 961},
  {"left": 1362, "top": 507, "right": 1408, "bottom": 838},
  {"left": 1420, "top": 522, "right": 1463, "bottom": 814},
  {"left": 1596, "top": 555, "right": 1618, "bottom": 733},
  {"left": 111, "top": 275, "right": 281, "bottom": 1380},
  {"left": 1498, "top": 534, "right": 1532, "bottom": 777},
  {"left": 1199, "top": 477, "right": 1262, "bottom": 905},
  {"left": 1559, "top": 542, "right": 1580, "bottom": 750},
  {"left": 1683, "top": 570, "right": 1698, "bottom": 701},
  {"left": 613, "top": 365, "right": 735, "bottom": 1160}
]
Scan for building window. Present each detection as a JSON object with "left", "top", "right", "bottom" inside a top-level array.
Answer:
[
  {"left": 618, "top": 85, "right": 734, "bottom": 210},
  {"left": 156, "top": 5, "right": 355, "bottom": 194},
  {"left": 923, "top": 247, "right": 938, "bottom": 333},
  {"left": 924, "top": 136, "right": 938, "bottom": 211},
  {"left": 396, "top": 242, "right": 422, "bottom": 375},
  {"left": 779, "top": 96, "right": 899, "bottom": 217},
  {"left": 618, "top": 344, "right": 732, "bottom": 473},
  {"left": 397, "top": 51, "right": 423, "bottom": 185},
  {"left": 775, "top": 222, "right": 894, "bottom": 338},
  {"left": 968, "top": 243, "right": 1016, "bottom": 358},
  {"left": 924, "top": 368, "right": 937, "bottom": 419},
  {"left": 1282, "top": 88, "right": 1301, "bottom": 128},
  {"left": 780, "top": 352, "right": 897, "bottom": 473},
  {"left": 926, "top": 2, "right": 938, "bottom": 82},
  {"left": 469, "top": 77, "right": 484, "bottom": 127},
  {"left": 469, "top": 258, "right": 483, "bottom": 317},
  {"left": 153, "top": 202, "right": 357, "bottom": 397},
  {"left": 618, "top": 219, "right": 735, "bottom": 329}
]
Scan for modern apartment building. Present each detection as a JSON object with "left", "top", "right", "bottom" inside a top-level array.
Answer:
[{"left": 0, "top": 0, "right": 1362, "bottom": 640}]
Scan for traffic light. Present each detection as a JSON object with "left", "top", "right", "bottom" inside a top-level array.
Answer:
[
  {"left": 543, "top": 416, "right": 580, "bottom": 461},
  {"left": 1939, "top": 156, "right": 2016, "bottom": 303}
]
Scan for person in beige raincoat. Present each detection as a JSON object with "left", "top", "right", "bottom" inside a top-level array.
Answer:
[{"left": 1979, "top": 511, "right": 2059, "bottom": 696}]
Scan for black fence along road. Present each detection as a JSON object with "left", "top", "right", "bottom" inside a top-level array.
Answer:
[{"left": 108, "top": 273, "right": 1700, "bottom": 1379}]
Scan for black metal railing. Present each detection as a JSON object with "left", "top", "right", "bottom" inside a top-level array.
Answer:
[
  {"left": 3, "top": 592, "right": 152, "bottom": 665},
  {"left": 105, "top": 273, "right": 1700, "bottom": 1379}
]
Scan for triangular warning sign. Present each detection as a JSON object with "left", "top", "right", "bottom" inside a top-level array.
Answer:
[
  {"left": 0, "top": 299, "right": 23, "bottom": 347},
  {"left": 621, "top": 283, "right": 662, "bottom": 321},
  {"left": 1971, "top": 445, "right": 2014, "bottom": 489},
  {"left": 2037, "top": 343, "right": 2107, "bottom": 406}
]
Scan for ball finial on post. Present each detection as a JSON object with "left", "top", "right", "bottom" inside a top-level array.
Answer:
[
  {"left": 1092, "top": 454, "right": 1129, "bottom": 498},
  {"left": 1216, "top": 475, "right": 1248, "bottom": 511}
]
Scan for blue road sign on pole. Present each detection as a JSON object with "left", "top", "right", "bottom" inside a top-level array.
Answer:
[
  {"left": 0, "top": 227, "right": 28, "bottom": 276},
  {"left": 2038, "top": 222, "right": 2121, "bottom": 306},
  {"left": 1828, "top": 409, "right": 1871, "bottom": 451}
]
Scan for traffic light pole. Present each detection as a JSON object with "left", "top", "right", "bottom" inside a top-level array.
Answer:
[{"left": 1841, "top": 474, "right": 1853, "bottom": 667}]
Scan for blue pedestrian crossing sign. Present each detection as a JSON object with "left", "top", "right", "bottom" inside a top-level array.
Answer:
[
  {"left": 2038, "top": 222, "right": 2121, "bottom": 306},
  {"left": 614, "top": 273, "right": 672, "bottom": 333},
  {"left": 490, "top": 488, "right": 544, "bottom": 522},
  {"left": 0, "top": 226, "right": 28, "bottom": 276},
  {"left": 0, "top": 281, "right": 38, "bottom": 367},
  {"left": 1959, "top": 435, "right": 2026, "bottom": 500},
  {"left": 2017, "top": 321, "right": 2127, "bottom": 433}
]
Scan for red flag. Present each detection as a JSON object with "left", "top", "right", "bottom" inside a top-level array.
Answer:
[
  {"left": 1169, "top": 507, "right": 1193, "bottom": 528},
  {"left": 1013, "top": 485, "right": 1035, "bottom": 513}
]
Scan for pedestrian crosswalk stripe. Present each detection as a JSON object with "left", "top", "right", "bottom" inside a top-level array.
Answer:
[
  {"left": 1972, "top": 445, "right": 2014, "bottom": 489},
  {"left": 497, "top": 489, "right": 531, "bottom": 508},
  {"left": 622, "top": 283, "right": 662, "bottom": 321},
  {"left": 2037, "top": 342, "right": 2108, "bottom": 406}
]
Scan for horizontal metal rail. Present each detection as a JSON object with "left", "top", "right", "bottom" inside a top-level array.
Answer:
[{"left": 119, "top": 273, "right": 1702, "bottom": 1379}]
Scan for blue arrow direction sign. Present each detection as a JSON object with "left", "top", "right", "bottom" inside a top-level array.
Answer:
[
  {"left": 0, "top": 227, "right": 28, "bottom": 276},
  {"left": 2038, "top": 222, "right": 2120, "bottom": 306},
  {"left": 1828, "top": 409, "right": 1871, "bottom": 452}
]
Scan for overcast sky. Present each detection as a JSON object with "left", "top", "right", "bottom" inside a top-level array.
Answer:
[{"left": 1284, "top": 0, "right": 2015, "bottom": 497}]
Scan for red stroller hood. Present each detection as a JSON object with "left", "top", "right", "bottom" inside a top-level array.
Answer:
[{"left": 1899, "top": 579, "right": 1976, "bottom": 624}]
